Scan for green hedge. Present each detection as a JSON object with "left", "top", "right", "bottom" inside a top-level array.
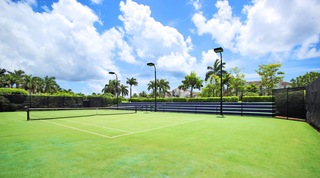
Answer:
[
  {"left": 242, "top": 96, "right": 273, "bottom": 102},
  {"left": 129, "top": 97, "right": 239, "bottom": 102},
  {"left": 0, "top": 88, "right": 28, "bottom": 95}
]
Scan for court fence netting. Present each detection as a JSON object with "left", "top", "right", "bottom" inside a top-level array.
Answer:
[
  {"left": 26, "top": 106, "right": 137, "bottom": 121},
  {"left": 0, "top": 95, "right": 118, "bottom": 112},
  {"left": 272, "top": 86, "right": 306, "bottom": 121},
  {"left": 306, "top": 77, "right": 320, "bottom": 131}
]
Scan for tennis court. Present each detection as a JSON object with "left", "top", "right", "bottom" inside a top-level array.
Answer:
[{"left": 1, "top": 111, "right": 320, "bottom": 177}]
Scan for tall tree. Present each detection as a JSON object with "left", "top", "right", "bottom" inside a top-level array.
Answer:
[
  {"left": 0, "top": 68, "right": 6, "bottom": 76},
  {"left": 179, "top": 71, "right": 203, "bottom": 98},
  {"left": 9, "top": 70, "right": 25, "bottom": 88},
  {"left": 22, "top": 75, "right": 41, "bottom": 94},
  {"left": 256, "top": 63, "right": 284, "bottom": 95},
  {"left": 290, "top": 71, "right": 320, "bottom": 87},
  {"left": 3, "top": 74, "right": 15, "bottom": 88},
  {"left": 147, "top": 80, "right": 157, "bottom": 96},
  {"left": 205, "top": 59, "right": 227, "bottom": 81},
  {"left": 126, "top": 77, "right": 138, "bottom": 98},
  {"left": 205, "top": 59, "right": 228, "bottom": 96},
  {"left": 102, "top": 79, "right": 119, "bottom": 95},
  {"left": 158, "top": 79, "right": 170, "bottom": 97},
  {"left": 119, "top": 84, "right": 129, "bottom": 97},
  {"left": 42, "top": 76, "right": 59, "bottom": 93},
  {"left": 229, "top": 67, "right": 246, "bottom": 96}
]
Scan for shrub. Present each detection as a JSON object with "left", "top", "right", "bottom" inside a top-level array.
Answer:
[
  {"left": 0, "top": 96, "right": 10, "bottom": 111},
  {"left": 128, "top": 97, "right": 239, "bottom": 102},
  {"left": 0, "top": 88, "right": 28, "bottom": 95},
  {"left": 242, "top": 96, "right": 273, "bottom": 102}
]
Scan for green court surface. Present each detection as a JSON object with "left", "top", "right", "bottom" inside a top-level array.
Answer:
[{"left": 1, "top": 111, "right": 320, "bottom": 177}]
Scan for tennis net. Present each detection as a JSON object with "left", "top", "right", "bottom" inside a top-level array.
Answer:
[{"left": 26, "top": 106, "right": 137, "bottom": 121}]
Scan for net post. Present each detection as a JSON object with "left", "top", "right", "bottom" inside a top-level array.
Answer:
[{"left": 26, "top": 106, "right": 30, "bottom": 121}]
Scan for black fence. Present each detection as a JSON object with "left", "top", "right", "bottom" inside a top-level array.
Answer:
[
  {"left": 306, "top": 77, "right": 320, "bottom": 131},
  {"left": 120, "top": 102, "right": 276, "bottom": 117},
  {"left": 272, "top": 87, "right": 306, "bottom": 120},
  {"left": 0, "top": 95, "right": 116, "bottom": 111}
]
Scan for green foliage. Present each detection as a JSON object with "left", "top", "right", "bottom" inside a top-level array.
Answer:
[
  {"left": 242, "top": 96, "right": 273, "bottom": 102},
  {"left": 128, "top": 97, "right": 239, "bottom": 102},
  {"left": 243, "top": 92, "right": 259, "bottom": 96},
  {"left": 290, "top": 71, "right": 320, "bottom": 87},
  {"left": 179, "top": 71, "right": 203, "bottom": 98},
  {"left": 245, "top": 82, "right": 259, "bottom": 93},
  {"left": 51, "top": 91, "right": 84, "bottom": 97},
  {"left": 0, "top": 88, "right": 28, "bottom": 95},
  {"left": 256, "top": 63, "right": 285, "bottom": 95},
  {"left": 206, "top": 96, "right": 239, "bottom": 102},
  {"left": 229, "top": 67, "right": 245, "bottom": 96}
]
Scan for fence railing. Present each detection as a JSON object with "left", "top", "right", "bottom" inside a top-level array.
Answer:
[{"left": 120, "top": 102, "right": 276, "bottom": 117}]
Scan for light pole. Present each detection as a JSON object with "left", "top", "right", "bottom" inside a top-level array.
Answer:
[
  {"left": 147, "top": 62, "right": 157, "bottom": 112},
  {"left": 109, "top": 71, "right": 118, "bottom": 109},
  {"left": 214, "top": 47, "right": 223, "bottom": 116}
]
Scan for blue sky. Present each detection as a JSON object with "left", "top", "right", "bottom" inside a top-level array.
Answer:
[{"left": 1, "top": 0, "right": 320, "bottom": 96}]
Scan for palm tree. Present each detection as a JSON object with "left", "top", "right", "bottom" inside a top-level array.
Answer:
[
  {"left": 119, "top": 84, "right": 129, "bottom": 97},
  {"left": 3, "top": 74, "right": 15, "bottom": 88},
  {"left": 205, "top": 59, "right": 228, "bottom": 96},
  {"left": 43, "top": 76, "right": 59, "bottom": 93},
  {"left": 102, "top": 79, "right": 119, "bottom": 95},
  {"left": 22, "top": 75, "right": 41, "bottom": 94},
  {"left": 126, "top": 77, "right": 138, "bottom": 98},
  {"left": 205, "top": 59, "right": 226, "bottom": 81},
  {"left": 9, "top": 70, "right": 25, "bottom": 88},
  {"left": 158, "top": 79, "right": 170, "bottom": 97},
  {"left": 0, "top": 68, "right": 6, "bottom": 76},
  {"left": 147, "top": 80, "right": 157, "bottom": 96}
]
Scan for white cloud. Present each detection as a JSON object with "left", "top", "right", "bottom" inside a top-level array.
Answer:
[
  {"left": 192, "top": 0, "right": 320, "bottom": 59},
  {"left": 189, "top": 0, "right": 202, "bottom": 10},
  {"left": 192, "top": 0, "right": 242, "bottom": 52},
  {"left": 119, "top": 0, "right": 195, "bottom": 74},
  {"left": 91, "top": 0, "right": 103, "bottom": 5},
  {"left": 295, "top": 35, "right": 320, "bottom": 59},
  {"left": 0, "top": 0, "right": 134, "bottom": 81}
]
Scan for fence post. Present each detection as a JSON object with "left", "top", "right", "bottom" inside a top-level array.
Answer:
[
  {"left": 241, "top": 102, "right": 243, "bottom": 116},
  {"left": 286, "top": 88, "right": 288, "bottom": 119}
]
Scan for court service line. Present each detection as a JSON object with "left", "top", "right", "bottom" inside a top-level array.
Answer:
[
  {"left": 62, "top": 120, "right": 132, "bottom": 133},
  {"left": 41, "top": 120, "right": 113, "bottom": 138},
  {"left": 110, "top": 118, "right": 205, "bottom": 139}
]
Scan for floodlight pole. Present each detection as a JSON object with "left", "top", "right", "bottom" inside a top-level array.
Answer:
[
  {"left": 109, "top": 72, "right": 118, "bottom": 109},
  {"left": 214, "top": 47, "right": 224, "bottom": 116},
  {"left": 147, "top": 62, "right": 157, "bottom": 112}
]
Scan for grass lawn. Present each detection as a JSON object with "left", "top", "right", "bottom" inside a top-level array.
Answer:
[{"left": 1, "top": 111, "right": 320, "bottom": 177}]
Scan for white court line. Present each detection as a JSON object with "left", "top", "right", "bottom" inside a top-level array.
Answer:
[
  {"left": 40, "top": 118, "right": 206, "bottom": 139},
  {"left": 110, "top": 118, "right": 205, "bottom": 139},
  {"left": 62, "top": 119, "right": 132, "bottom": 133},
  {"left": 41, "top": 120, "right": 112, "bottom": 138}
]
